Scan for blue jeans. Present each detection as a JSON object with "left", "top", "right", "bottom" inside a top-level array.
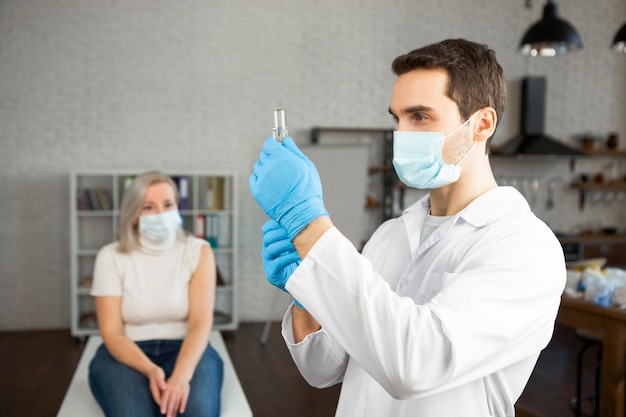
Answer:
[{"left": 88, "top": 339, "right": 223, "bottom": 417}]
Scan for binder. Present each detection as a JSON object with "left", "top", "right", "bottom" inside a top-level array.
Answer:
[
  {"left": 194, "top": 214, "right": 205, "bottom": 239},
  {"left": 206, "top": 177, "right": 224, "bottom": 210},
  {"left": 206, "top": 213, "right": 220, "bottom": 248},
  {"left": 177, "top": 176, "right": 190, "bottom": 210}
]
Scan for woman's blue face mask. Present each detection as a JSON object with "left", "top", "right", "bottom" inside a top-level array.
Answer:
[
  {"left": 139, "top": 210, "right": 182, "bottom": 243},
  {"left": 392, "top": 112, "right": 478, "bottom": 189}
]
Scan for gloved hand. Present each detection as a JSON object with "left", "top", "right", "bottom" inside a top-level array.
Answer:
[
  {"left": 250, "top": 136, "right": 329, "bottom": 240},
  {"left": 261, "top": 220, "right": 305, "bottom": 309}
]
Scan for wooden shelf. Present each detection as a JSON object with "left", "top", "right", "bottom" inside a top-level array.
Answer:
[
  {"left": 581, "top": 149, "right": 626, "bottom": 157},
  {"left": 559, "top": 234, "right": 626, "bottom": 244},
  {"left": 571, "top": 182, "right": 626, "bottom": 191},
  {"left": 368, "top": 164, "right": 393, "bottom": 173}
]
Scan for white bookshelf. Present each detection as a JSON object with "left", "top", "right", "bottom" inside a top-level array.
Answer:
[{"left": 69, "top": 170, "right": 239, "bottom": 338}]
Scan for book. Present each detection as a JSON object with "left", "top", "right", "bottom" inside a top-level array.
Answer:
[
  {"left": 194, "top": 214, "right": 205, "bottom": 239},
  {"left": 88, "top": 189, "right": 102, "bottom": 210},
  {"left": 82, "top": 189, "right": 93, "bottom": 210},
  {"left": 103, "top": 189, "right": 113, "bottom": 210},
  {"left": 177, "top": 176, "right": 190, "bottom": 210},
  {"left": 77, "top": 193, "right": 85, "bottom": 211},
  {"left": 94, "top": 187, "right": 112, "bottom": 210},
  {"left": 206, "top": 213, "right": 220, "bottom": 248},
  {"left": 216, "top": 265, "right": 226, "bottom": 286},
  {"left": 206, "top": 177, "right": 224, "bottom": 210},
  {"left": 222, "top": 176, "right": 232, "bottom": 210},
  {"left": 217, "top": 213, "right": 231, "bottom": 248}
]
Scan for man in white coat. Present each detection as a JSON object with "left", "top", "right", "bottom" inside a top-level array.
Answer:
[{"left": 249, "top": 38, "right": 566, "bottom": 416}]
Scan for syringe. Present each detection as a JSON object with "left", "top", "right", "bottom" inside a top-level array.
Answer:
[{"left": 272, "top": 109, "right": 288, "bottom": 142}]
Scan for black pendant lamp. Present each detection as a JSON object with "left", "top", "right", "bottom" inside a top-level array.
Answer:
[
  {"left": 612, "top": 22, "right": 626, "bottom": 53},
  {"left": 520, "top": 0, "right": 583, "bottom": 57}
]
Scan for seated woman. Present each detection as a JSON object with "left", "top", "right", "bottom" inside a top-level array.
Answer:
[{"left": 88, "top": 171, "right": 223, "bottom": 417}]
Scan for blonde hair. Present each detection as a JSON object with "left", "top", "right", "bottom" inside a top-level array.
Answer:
[{"left": 116, "top": 171, "right": 181, "bottom": 253}]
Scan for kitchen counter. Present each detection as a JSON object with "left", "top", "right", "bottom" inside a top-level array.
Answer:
[
  {"left": 559, "top": 234, "right": 626, "bottom": 266},
  {"left": 557, "top": 295, "right": 626, "bottom": 417}
]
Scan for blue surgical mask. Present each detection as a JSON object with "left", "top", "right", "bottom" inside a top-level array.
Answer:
[
  {"left": 139, "top": 210, "right": 182, "bottom": 243},
  {"left": 392, "top": 112, "right": 478, "bottom": 189}
]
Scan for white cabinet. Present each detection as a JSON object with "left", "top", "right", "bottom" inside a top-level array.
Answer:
[{"left": 70, "top": 170, "right": 239, "bottom": 337}]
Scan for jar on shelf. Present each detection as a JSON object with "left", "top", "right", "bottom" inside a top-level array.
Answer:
[
  {"left": 607, "top": 132, "right": 619, "bottom": 150},
  {"left": 581, "top": 135, "right": 597, "bottom": 152}
]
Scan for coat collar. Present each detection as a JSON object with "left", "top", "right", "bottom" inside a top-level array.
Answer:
[
  {"left": 401, "top": 186, "right": 531, "bottom": 255},
  {"left": 405, "top": 186, "right": 530, "bottom": 226}
]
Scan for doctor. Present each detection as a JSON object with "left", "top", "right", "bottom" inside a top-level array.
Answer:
[{"left": 250, "top": 38, "right": 566, "bottom": 416}]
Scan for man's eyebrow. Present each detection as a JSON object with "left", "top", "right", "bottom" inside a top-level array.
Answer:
[
  {"left": 388, "top": 105, "right": 436, "bottom": 118},
  {"left": 403, "top": 105, "right": 435, "bottom": 115}
]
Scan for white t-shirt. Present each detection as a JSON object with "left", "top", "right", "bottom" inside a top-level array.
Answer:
[
  {"left": 420, "top": 213, "right": 453, "bottom": 244},
  {"left": 91, "top": 235, "right": 208, "bottom": 341}
]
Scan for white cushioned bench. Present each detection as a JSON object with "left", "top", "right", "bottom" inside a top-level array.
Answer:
[{"left": 57, "top": 331, "right": 252, "bottom": 417}]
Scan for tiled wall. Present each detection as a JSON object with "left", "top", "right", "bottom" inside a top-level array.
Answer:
[{"left": 1, "top": 0, "right": 625, "bottom": 329}]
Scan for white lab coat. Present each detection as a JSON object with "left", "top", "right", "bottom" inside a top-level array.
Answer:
[{"left": 282, "top": 186, "right": 566, "bottom": 417}]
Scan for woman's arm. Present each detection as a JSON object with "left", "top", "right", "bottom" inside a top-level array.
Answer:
[
  {"left": 96, "top": 296, "right": 160, "bottom": 375},
  {"left": 161, "top": 244, "right": 216, "bottom": 416}
]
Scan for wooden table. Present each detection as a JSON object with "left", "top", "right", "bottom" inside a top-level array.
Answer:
[{"left": 557, "top": 295, "right": 626, "bottom": 417}]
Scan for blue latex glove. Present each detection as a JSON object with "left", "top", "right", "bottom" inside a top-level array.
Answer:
[
  {"left": 261, "top": 220, "right": 305, "bottom": 309},
  {"left": 250, "top": 136, "right": 329, "bottom": 241}
]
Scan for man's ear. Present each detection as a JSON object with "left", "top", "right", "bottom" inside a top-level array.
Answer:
[{"left": 473, "top": 107, "right": 497, "bottom": 142}]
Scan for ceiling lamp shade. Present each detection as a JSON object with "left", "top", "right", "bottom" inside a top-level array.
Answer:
[
  {"left": 520, "top": 0, "right": 583, "bottom": 57},
  {"left": 612, "top": 22, "right": 626, "bottom": 53}
]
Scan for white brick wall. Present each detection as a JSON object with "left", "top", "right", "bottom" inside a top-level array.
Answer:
[{"left": 1, "top": 0, "right": 625, "bottom": 329}]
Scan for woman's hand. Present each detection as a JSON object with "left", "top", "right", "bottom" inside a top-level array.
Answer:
[
  {"left": 148, "top": 366, "right": 168, "bottom": 410},
  {"left": 160, "top": 373, "right": 191, "bottom": 417}
]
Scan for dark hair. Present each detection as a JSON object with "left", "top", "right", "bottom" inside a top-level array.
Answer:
[{"left": 392, "top": 39, "right": 506, "bottom": 146}]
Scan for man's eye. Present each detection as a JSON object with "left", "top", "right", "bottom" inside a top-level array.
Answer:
[{"left": 414, "top": 114, "right": 427, "bottom": 121}]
